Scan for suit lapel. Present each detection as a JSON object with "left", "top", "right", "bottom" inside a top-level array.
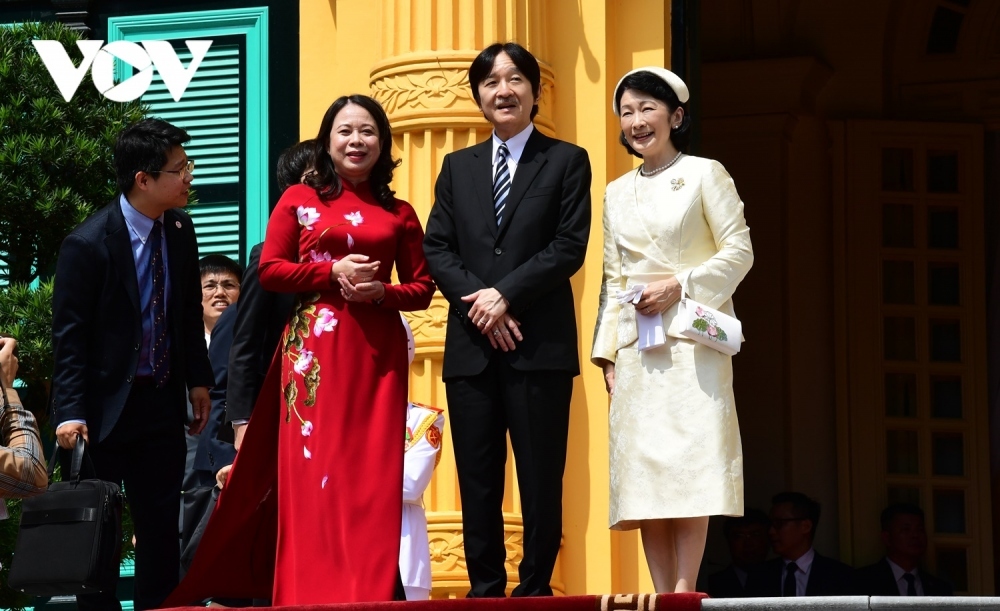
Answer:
[
  {"left": 470, "top": 140, "right": 499, "bottom": 239},
  {"left": 497, "top": 129, "right": 548, "bottom": 238},
  {"left": 104, "top": 200, "right": 141, "bottom": 315}
]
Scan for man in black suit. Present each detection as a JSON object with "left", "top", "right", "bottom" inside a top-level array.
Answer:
[
  {"left": 745, "top": 491, "right": 857, "bottom": 597},
  {"left": 856, "top": 503, "right": 953, "bottom": 596},
  {"left": 52, "top": 118, "right": 214, "bottom": 611},
  {"left": 423, "top": 42, "right": 591, "bottom": 597},
  {"left": 224, "top": 139, "right": 315, "bottom": 452},
  {"left": 707, "top": 509, "right": 770, "bottom": 598},
  {"left": 224, "top": 242, "right": 296, "bottom": 451}
]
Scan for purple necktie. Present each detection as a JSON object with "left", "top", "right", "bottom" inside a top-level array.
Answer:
[{"left": 149, "top": 220, "right": 169, "bottom": 388}]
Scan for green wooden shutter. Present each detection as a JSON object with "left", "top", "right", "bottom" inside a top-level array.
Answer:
[{"left": 141, "top": 41, "right": 243, "bottom": 261}]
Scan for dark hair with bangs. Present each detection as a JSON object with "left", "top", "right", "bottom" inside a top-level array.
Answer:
[
  {"left": 722, "top": 508, "right": 770, "bottom": 541},
  {"left": 306, "top": 95, "right": 401, "bottom": 210},
  {"left": 614, "top": 70, "right": 692, "bottom": 155},
  {"left": 880, "top": 502, "right": 924, "bottom": 532},
  {"left": 772, "top": 491, "right": 821, "bottom": 542},
  {"left": 114, "top": 118, "right": 191, "bottom": 195},
  {"left": 199, "top": 254, "right": 243, "bottom": 279},
  {"left": 276, "top": 139, "right": 318, "bottom": 192},
  {"left": 468, "top": 42, "right": 541, "bottom": 120}
]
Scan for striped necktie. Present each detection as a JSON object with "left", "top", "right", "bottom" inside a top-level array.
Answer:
[
  {"left": 149, "top": 220, "right": 170, "bottom": 388},
  {"left": 493, "top": 143, "right": 510, "bottom": 226}
]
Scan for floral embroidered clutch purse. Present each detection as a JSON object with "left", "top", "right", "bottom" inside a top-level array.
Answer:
[{"left": 678, "top": 295, "right": 742, "bottom": 356}]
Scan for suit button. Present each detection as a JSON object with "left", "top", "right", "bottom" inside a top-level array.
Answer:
[{"left": 494, "top": 248, "right": 502, "bottom": 255}]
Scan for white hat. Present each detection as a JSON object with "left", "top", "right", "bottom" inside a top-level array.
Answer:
[
  {"left": 401, "top": 312, "right": 415, "bottom": 365},
  {"left": 612, "top": 66, "right": 690, "bottom": 115}
]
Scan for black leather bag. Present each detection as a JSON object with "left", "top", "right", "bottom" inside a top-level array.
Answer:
[{"left": 8, "top": 436, "right": 123, "bottom": 596}]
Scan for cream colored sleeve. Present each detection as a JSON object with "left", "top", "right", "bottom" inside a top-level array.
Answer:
[
  {"left": 591, "top": 192, "right": 624, "bottom": 365},
  {"left": 675, "top": 160, "right": 754, "bottom": 309}
]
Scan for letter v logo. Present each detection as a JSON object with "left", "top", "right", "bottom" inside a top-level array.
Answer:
[
  {"left": 32, "top": 40, "right": 104, "bottom": 103},
  {"left": 143, "top": 40, "right": 213, "bottom": 102}
]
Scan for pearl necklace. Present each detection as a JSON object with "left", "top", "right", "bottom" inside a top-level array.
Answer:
[{"left": 640, "top": 151, "right": 683, "bottom": 177}]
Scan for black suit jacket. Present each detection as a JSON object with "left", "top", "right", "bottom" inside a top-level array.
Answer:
[
  {"left": 746, "top": 553, "right": 859, "bottom": 597},
  {"left": 856, "top": 557, "right": 953, "bottom": 596},
  {"left": 224, "top": 243, "right": 295, "bottom": 424},
  {"left": 423, "top": 128, "right": 592, "bottom": 380},
  {"left": 194, "top": 304, "right": 237, "bottom": 472},
  {"left": 707, "top": 565, "right": 750, "bottom": 598},
  {"left": 52, "top": 199, "right": 214, "bottom": 442}
]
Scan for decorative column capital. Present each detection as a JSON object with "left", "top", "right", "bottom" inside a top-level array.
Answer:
[{"left": 370, "top": 51, "right": 555, "bottom": 135}]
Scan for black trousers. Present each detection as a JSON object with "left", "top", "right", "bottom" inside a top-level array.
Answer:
[
  {"left": 446, "top": 355, "right": 573, "bottom": 597},
  {"left": 74, "top": 381, "right": 186, "bottom": 611}
]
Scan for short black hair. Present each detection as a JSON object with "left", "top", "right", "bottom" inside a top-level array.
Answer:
[
  {"left": 723, "top": 508, "right": 771, "bottom": 541},
  {"left": 772, "top": 491, "right": 821, "bottom": 541},
  {"left": 880, "top": 502, "right": 924, "bottom": 532},
  {"left": 277, "top": 139, "right": 318, "bottom": 192},
  {"left": 307, "top": 95, "right": 400, "bottom": 210},
  {"left": 114, "top": 118, "right": 191, "bottom": 195},
  {"left": 468, "top": 42, "right": 541, "bottom": 120},
  {"left": 614, "top": 70, "right": 692, "bottom": 155},
  {"left": 199, "top": 254, "right": 242, "bottom": 279}
]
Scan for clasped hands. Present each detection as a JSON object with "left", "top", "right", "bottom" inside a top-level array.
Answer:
[
  {"left": 332, "top": 254, "right": 385, "bottom": 303},
  {"left": 463, "top": 288, "right": 523, "bottom": 352}
]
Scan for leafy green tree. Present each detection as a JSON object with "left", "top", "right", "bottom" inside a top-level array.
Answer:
[{"left": 0, "top": 21, "right": 146, "bottom": 285}]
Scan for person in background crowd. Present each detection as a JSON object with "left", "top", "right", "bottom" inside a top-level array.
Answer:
[
  {"left": 707, "top": 509, "right": 770, "bottom": 598},
  {"left": 745, "top": 491, "right": 857, "bottom": 597},
  {"left": 0, "top": 336, "right": 46, "bottom": 499},
  {"left": 398, "top": 316, "right": 445, "bottom": 601},
  {"left": 51, "top": 118, "right": 213, "bottom": 611},
  {"left": 423, "top": 41, "right": 591, "bottom": 598},
  {"left": 199, "top": 255, "right": 243, "bottom": 344},
  {"left": 190, "top": 255, "right": 243, "bottom": 485},
  {"left": 856, "top": 503, "right": 953, "bottom": 596},
  {"left": 224, "top": 139, "right": 316, "bottom": 455}
]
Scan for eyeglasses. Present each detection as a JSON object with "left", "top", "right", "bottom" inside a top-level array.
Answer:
[
  {"left": 202, "top": 280, "right": 240, "bottom": 293},
  {"left": 150, "top": 160, "right": 195, "bottom": 178}
]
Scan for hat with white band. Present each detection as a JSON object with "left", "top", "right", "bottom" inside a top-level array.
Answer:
[{"left": 612, "top": 66, "right": 690, "bottom": 115}]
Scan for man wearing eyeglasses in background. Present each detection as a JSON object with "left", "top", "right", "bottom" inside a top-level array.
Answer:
[
  {"left": 51, "top": 118, "right": 214, "bottom": 611},
  {"left": 186, "top": 254, "right": 243, "bottom": 488},
  {"left": 745, "top": 491, "right": 857, "bottom": 597}
]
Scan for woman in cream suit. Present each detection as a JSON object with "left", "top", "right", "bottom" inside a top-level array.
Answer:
[{"left": 592, "top": 67, "right": 753, "bottom": 593}]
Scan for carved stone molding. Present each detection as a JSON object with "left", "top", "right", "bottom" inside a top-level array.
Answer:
[
  {"left": 403, "top": 293, "right": 449, "bottom": 356},
  {"left": 370, "top": 52, "right": 555, "bottom": 135},
  {"left": 425, "top": 511, "right": 565, "bottom": 596}
]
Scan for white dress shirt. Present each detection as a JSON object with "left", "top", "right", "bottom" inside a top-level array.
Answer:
[
  {"left": 887, "top": 557, "right": 924, "bottom": 596},
  {"left": 783, "top": 547, "right": 815, "bottom": 597}
]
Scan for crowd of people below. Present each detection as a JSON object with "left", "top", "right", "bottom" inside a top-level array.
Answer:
[{"left": 704, "top": 493, "right": 953, "bottom": 598}]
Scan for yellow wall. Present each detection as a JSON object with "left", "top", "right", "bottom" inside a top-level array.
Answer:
[{"left": 299, "top": 0, "right": 672, "bottom": 596}]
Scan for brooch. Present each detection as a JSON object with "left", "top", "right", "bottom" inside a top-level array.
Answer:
[{"left": 671, "top": 178, "right": 685, "bottom": 191}]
